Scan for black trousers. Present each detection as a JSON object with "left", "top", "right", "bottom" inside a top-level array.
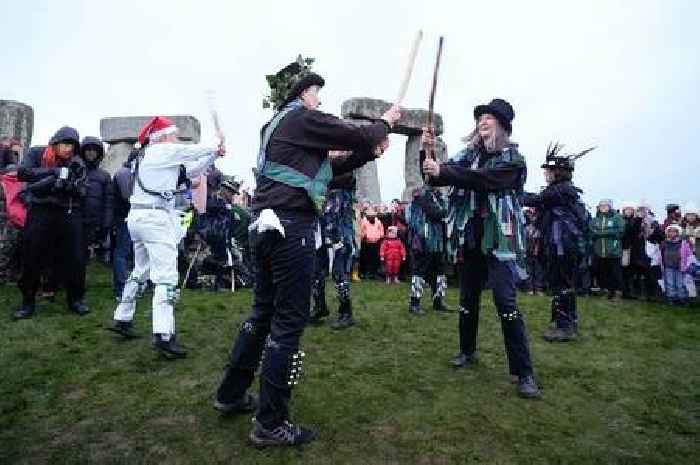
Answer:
[
  {"left": 216, "top": 210, "right": 316, "bottom": 427},
  {"left": 411, "top": 250, "right": 446, "bottom": 294},
  {"left": 360, "top": 241, "right": 380, "bottom": 277},
  {"left": 19, "top": 204, "right": 86, "bottom": 306},
  {"left": 596, "top": 257, "right": 623, "bottom": 292},
  {"left": 457, "top": 249, "right": 534, "bottom": 377}
]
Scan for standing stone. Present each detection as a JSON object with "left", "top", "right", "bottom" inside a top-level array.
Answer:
[
  {"left": 99, "top": 115, "right": 201, "bottom": 175},
  {"left": 402, "top": 135, "right": 447, "bottom": 201},
  {"left": 341, "top": 97, "right": 443, "bottom": 136},
  {"left": 341, "top": 97, "right": 445, "bottom": 203},
  {"left": 0, "top": 100, "right": 34, "bottom": 157},
  {"left": 355, "top": 160, "right": 381, "bottom": 204}
]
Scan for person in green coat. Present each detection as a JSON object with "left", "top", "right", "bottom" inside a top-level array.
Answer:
[{"left": 591, "top": 199, "right": 625, "bottom": 300}]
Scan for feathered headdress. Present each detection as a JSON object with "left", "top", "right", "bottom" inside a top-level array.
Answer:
[{"left": 541, "top": 141, "right": 596, "bottom": 171}]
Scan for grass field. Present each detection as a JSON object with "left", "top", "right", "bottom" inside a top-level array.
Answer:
[{"left": 1, "top": 264, "right": 698, "bottom": 465}]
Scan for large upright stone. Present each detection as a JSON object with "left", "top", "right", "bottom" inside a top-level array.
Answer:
[
  {"left": 343, "top": 118, "right": 381, "bottom": 204},
  {"left": 100, "top": 115, "right": 200, "bottom": 144},
  {"left": 341, "top": 97, "right": 443, "bottom": 136},
  {"left": 0, "top": 100, "right": 34, "bottom": 154},
  {"left": 99, "top": 115, "right": 201, "bottom": 175},
  {"left": 402, "top": 135, "right": 447, "bottom": 201},
  {"left": 355, "top": 161, "right": 381, "bottom": 204}
]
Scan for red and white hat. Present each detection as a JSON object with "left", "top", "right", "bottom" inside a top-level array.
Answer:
[{"left": 137, "top": 116, "right": 177, "bottom": 145}]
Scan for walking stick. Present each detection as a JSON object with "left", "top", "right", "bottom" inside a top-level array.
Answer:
[{"left": 182, "top": 241, "right": 202, "bottom": 289}]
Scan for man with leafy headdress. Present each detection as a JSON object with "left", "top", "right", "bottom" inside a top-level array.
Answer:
[{"left": 213, "top": 56, "right": 400, "bottom": 447}]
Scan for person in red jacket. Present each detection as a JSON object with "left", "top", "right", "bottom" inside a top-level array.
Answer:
[{"left": 380, "top": 226, "right": 406, "bottom": 283}]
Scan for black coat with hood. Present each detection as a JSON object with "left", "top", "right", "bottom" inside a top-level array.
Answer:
[
  {"left": 80, "top": 136, "right": 114, "bottom": 230},
  {"left": 18, "top": 126, "right": 86, "bottom": 209}
]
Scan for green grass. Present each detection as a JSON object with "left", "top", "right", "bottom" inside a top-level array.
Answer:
[{"left": 1, "top": 264, "right": 698, "bottom": 465}]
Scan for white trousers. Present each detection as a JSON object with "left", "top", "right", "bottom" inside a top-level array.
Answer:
[{"left": 114, "top": 209, "right": 180, "bottom": 336}]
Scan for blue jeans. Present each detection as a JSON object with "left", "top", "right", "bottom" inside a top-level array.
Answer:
[
  {"left": 112, "top": 219, "right": 133, "bottom": 299},
  {"left": 663, "top": 268, "right": 688, "bottom": 302}
]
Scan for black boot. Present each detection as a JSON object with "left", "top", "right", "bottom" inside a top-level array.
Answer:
[
  {"left": 153, "top": 334, "right": 188, "bottom": 359},
  {"left": 433, "top": 297, "right": 450, "bottom": 312},
  {"left": 69, "top": 301, "right": 90, "bottom": 316},
  {"left": 408, "top": 297, "right": 425, "bottom": 316},
  {"left": 330, "top": 300, "right": 356, "bottom": 330},
  {"left": 106, "top": 320, "right": 139, "bottom": 339},
  {"left": 308, "top": 296, "right": 330, "bottom": 324},
  {"left": 13, "top": 304, "right": 35, "bottom": 320},
  {"left": 543, "top": 292, "right": 577, "bottom": 343}
]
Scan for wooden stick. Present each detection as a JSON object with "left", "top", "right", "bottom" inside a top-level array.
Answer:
[
  {"left": 395, "top": 30, "right": 423, "bottom": 106},
  {"left": 426, "top": 36, "right": 444, "bottom": 160}
]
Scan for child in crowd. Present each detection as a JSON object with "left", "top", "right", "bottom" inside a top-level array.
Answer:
[
  {"left": 380, "top": 226, "right": 406, "bottom": 284},
  {"left": 660, "top": 224, "right": 692, "bottom": 305}
]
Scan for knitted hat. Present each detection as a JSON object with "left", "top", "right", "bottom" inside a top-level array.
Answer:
[
  {"left": 598, "top": 199, "right": 613, "bottom": 208},
  {"left": 474, "top": 98, "right": 514, "bottom": 134},
  {"left": 138, "top": 116, "right": 177, "bottom": 145},
  {"left": 684, "top": 202, "right": 698, "bottom": 216}
]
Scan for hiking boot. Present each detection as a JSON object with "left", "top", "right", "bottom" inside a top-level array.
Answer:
[
  {"left": 13, "top": 304, "right": 35, "bottom": 320},
  {"left": 542, "top": 327, "right": 577, "bottom": 343},
  {"left": 153, "top": 334, "right": 188, "bottom": 359},
  {"left": 517, "top": 375, "right": 541, "bottom": 398},
  {"left": 106, "top": 320, "right": 139, "bottom": 339},
  {"left": 330, "top": 314, "right": 356, "bottom": 330},
  {"left": 213, "top": 392, "right": 258, "bottom": 415},
  {"left": 249, "top": 419, "right": 318, "bottom": 448},
  {"left": 449, "top": 353, "right": 474, "bottom": 368},
  {"left": 69, "top": 301, "right": 90, "bottom": 316},
  {"left": 433, "top": 298, "right": 451, "bottom": 313}
]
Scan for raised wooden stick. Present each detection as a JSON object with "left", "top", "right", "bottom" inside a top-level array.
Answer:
[
  {"left": 426, "top": 36, "right": 444, "bottom": 160},
  {"left": 395, "top": 30, "right": 423, "bottom": 106}
]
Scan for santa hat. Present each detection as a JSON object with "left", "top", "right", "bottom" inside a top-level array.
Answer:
[
  {"left": 137, "top": 116, "right": 177, "bottom": 145},
  {"left": 665, "top": 223, "right": 683, "bottom": 235}
]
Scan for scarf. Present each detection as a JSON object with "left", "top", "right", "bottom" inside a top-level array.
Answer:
[{"left": 256, "top": 98, "right": 304, "bottom": 174}]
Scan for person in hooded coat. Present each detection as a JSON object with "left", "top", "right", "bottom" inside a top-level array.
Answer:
[
  {"left": 80, "top": 137, "right": 114, "bottom": 262},
  {"left": 14, "top": 126, "right": 89, "bottom": 319}
]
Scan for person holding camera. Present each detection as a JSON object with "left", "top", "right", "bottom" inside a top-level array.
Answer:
[{"left": 14, "top": 126, "right": 89, "bottom": 320}]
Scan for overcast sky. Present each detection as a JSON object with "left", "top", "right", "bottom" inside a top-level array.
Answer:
[{"left": 3, "top": 0, "right": 698, "bottom": 215}]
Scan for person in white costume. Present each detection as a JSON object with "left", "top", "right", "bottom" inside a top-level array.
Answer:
[{"left": 107, "top": 116, "right": 225, "bottom": 359}]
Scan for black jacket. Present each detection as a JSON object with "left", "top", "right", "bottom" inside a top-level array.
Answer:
[
  {"left": 252, "top": 107, "right": 389, "bottom": 213},
  {"left": 523, "top": 180, "right": 586, "bottom": 256},
  {"left": 18, "top": 127, "right": 85, "bottom": 209},
  {"left": 81, "top": 136, "right": 114, "bottom": 228}
]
